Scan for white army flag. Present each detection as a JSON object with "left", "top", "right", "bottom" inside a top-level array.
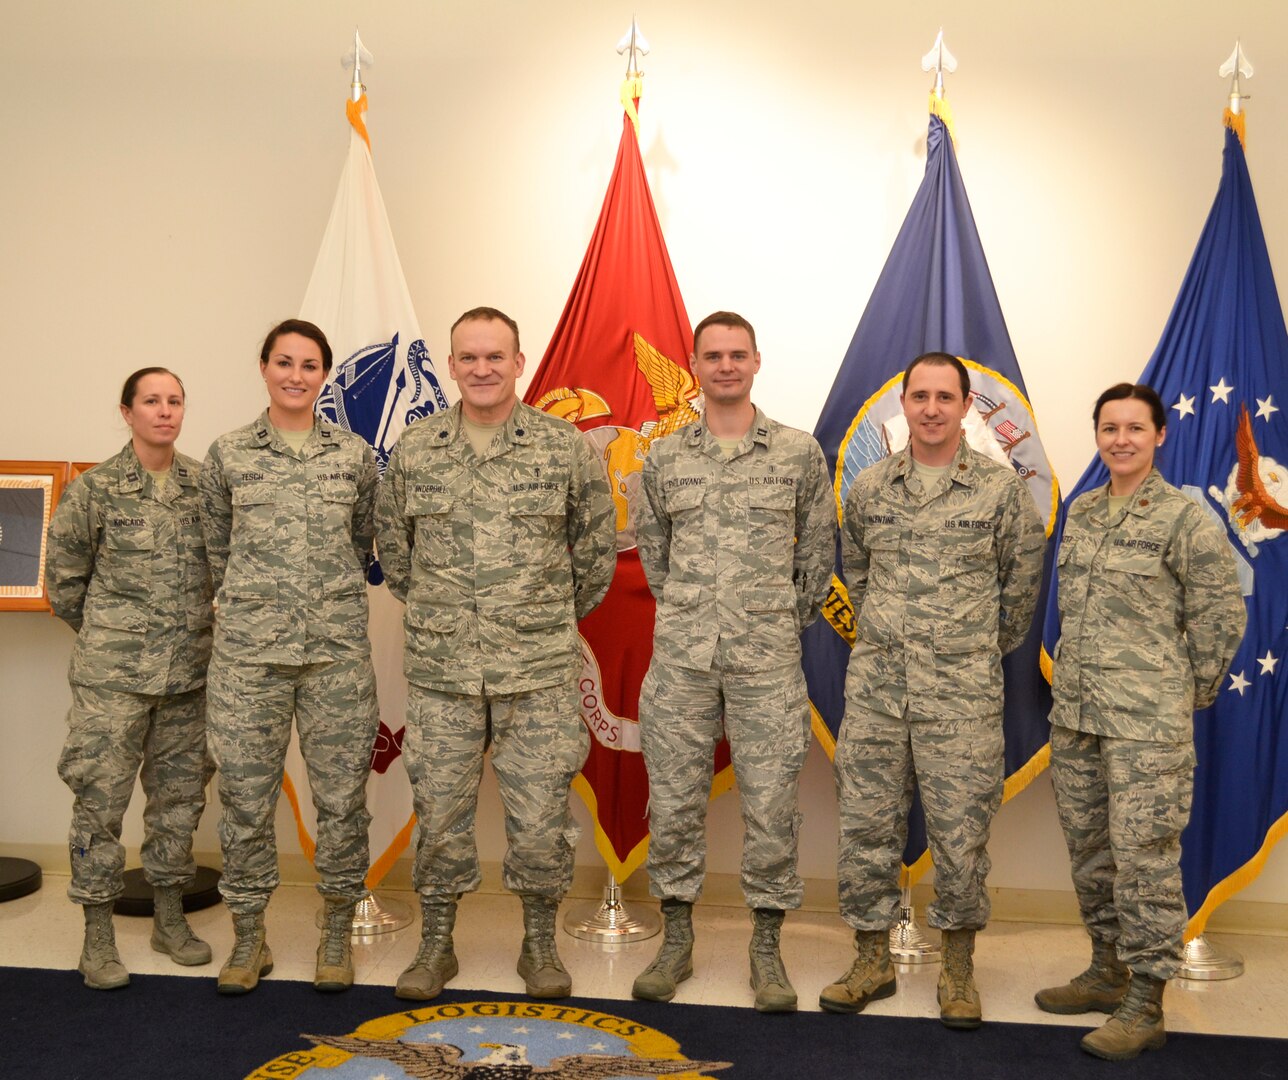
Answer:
[{"left": 284, "top": 77, "right": 447, "bottom": 888}]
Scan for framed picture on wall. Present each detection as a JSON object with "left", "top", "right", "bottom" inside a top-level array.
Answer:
[{"left": 0, "top": 461, "right": 68, "bottom": 612}]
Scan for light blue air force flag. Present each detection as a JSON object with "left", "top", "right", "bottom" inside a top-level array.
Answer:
[
  {"left": 802, "top": 107, "right": 1059, "bottom": 875},
  {"left": 1043, "top": 119, "right": 1286, "bottom": 934}
]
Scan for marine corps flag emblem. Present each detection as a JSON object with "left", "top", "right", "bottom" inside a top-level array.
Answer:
[{"left": 523, "top": 78, "right": 731, "bottom": 881}]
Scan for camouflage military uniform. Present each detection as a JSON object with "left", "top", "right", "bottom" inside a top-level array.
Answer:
[
  {"left": 1049, "top": 470, "right": 1244, "bottom": 977},
  {"left": 376, "top": 402, "right": 615, "bottom": 899},
  {"left": 46, "top": 443, "right": 214, "bottom": 905},
  {"left": 200, "top": 412, "right": 380, "bottom": 914},
  {"left": 836, "top": 439, "right": 1044, "bottom": 930},
  {"left": 634, "top": 408, "right": 834, "bottom": 908}
]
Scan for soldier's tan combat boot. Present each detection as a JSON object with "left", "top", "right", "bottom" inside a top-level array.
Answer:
[
  {"left": 314, "top": 899, "right": 356, "bottom": 992},
  {"left": 1080, "top": 973, "right": 1166, "bottom": 1060},
  {"left": 938, "top": 928, "right": 982, "bottom": 1029},
  {"left": 217, "top": 912, "right": 273, "bottom": 995},
  {"left": 150, "top": 885, "right": 212, "bottom": 966},
  {"left": 632, "top": 899, "right": 694, "bottom": 1002},
  {"left": 516, "top": 895, "right": 572, "bottom": 998},
  {"left": 818, "top": 929, "right": 895, "bottom": 1013},
  {"left": 79, "top": 902, "right": 130, "bottom": 990},
  {"left": 395, "top": 899, "right": 459, "bottom": 1001},
  {"left": 1035, "top": 938, "right": 1129, "bottom": 1014},
  {"left": 748, "top": 908, "right": 797, "bottom": 1013}
]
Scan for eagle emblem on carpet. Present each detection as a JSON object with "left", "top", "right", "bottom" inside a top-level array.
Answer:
[{"left": 246, "top": 1000, "right": 731, "bottom": 1080}]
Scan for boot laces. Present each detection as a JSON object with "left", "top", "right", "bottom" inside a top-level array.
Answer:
[
  {"left": 321, "top": 911, "right": 350, "bottom": 964},
  {"left": 942, "top": 943, "right": 973, "bottom": 997},
  {"left": 229, "top": 917, "right": 261, "bottom": 968}
]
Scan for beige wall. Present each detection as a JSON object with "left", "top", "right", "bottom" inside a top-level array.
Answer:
[{"left": 3, "top": 1, "right": 1286, "bottom": 907}]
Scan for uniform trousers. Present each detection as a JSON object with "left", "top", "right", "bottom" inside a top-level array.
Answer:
[
  {"left": 206, "top": 655, "right": 378, "bottom": 914},
  {"left": 58, "top": 683, "right": 210, "bottom": 905},
  {"left": 403, "top": 678, "right": 587, "bottom": 901},
  {"left": 835, "top": 708, "right": 1003, "bottom": 931},
  {"left": 1049, "top": 725, "right": 1195, "bottom": 979},
  {"left": 639, "top": 657, "right": 812, "bottom": 910}
]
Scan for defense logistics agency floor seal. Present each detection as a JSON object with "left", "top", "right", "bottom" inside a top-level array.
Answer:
[{"left": 245, "top": 999, "right": 732, "bottom": 1079}]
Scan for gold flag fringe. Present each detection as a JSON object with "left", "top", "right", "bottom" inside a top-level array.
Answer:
[
  {"left": 1223, "top": 107, "right": 1246, "bottom": 150},
  {"left": 621, "top": 77, "right": 644, "bottom": 137},
  {"left": 929, "top": 91, "right": 957, "bottom": 145}
]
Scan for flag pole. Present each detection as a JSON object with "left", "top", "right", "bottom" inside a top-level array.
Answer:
[
  {"left": 304, "top": 29, "right": 414, "bottom": 939},
  {"left": 559, "top": 20, "right": 663, "bottom": 946},
  {"left": 883, "top": 30, "right": 969, "bottom": 969},
  {"left": 1178, "top": 47, "right": 1256, "bottom": 983}
]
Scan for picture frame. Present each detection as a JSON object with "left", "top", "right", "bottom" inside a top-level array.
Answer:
[{"left": 0, "top": 461, "right": 69, "bottom": 612}]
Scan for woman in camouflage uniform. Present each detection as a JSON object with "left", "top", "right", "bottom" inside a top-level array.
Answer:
[
  {"left": 1038, "top": 383, "right": 1245, "bottom": 1060},
  {"left": 200, "top": 319, "right": 379, "bottom": 995},
  {"left": 47, "top": 367, "right": 215, "bottom": 990}
]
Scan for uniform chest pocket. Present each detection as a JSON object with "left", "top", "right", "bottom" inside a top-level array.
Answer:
[
  {"left": 101, "top": 523, "right": 155, "bottom": 601},
  {"left": 1104, "top": 546, "right": 1163, "bottom": 577},
  {"left": 662, "top": 483, "right": 705, "bottom": 546},
  {"left": 510, "top": 488, "right": 565, "bottom": 550},
  {"left": 408, "top": 491, "right": 457, "bottom": 566},
  {"left": 938, "top": 534, "right": 994, "bottom": 576},
  {"left": 231, "top": 483, "right": 280, "bottom": 534},
  {"left": 747, "top": 483, "right": 795, "bottom": 552},
  {"left": 318, "top": 479, "right": 358, "bottom": 506}
]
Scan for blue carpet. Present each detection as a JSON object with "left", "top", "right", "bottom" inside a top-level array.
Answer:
[{"left": 1, "top": 967, "right": 1284, "bottom": 1079}]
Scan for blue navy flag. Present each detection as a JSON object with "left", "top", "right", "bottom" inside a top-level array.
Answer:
[
  {"left": 802, "top": 104, "right": 1058, "bottom": 876},
  {"left": 1042, "top": 117, "right": 1287, "bottom": 935}
]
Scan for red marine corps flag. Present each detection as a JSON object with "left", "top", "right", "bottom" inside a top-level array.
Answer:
[{"left": 524, "top": 29, "right": 732, "bottom": 880}]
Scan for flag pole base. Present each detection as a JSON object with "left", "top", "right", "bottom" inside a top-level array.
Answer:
[
  {"left": 314, "top": 891, "right": 414, "bottom": 939},
  {"left": 562, "top": 879, "right": 660, "bottom": 944},
  {"left": 890, "top": 885, "right": 940, "bottom": 964},
  {"left": 1178, "top": 934, "right": 1243, "bottom": 981}
]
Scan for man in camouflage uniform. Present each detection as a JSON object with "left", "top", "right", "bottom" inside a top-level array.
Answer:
[
  {"left": 821, "top": 352, "right": 1044, "bottom": 1028},
  {"left": 629, "top": 311, "right": 834, "bottom": 1013},
  {"left": 201, "top": 320, "right": 381, "bottom": 995},
  {"left": 376, "top": 306, "right": 615, "bottom": 1002},
  {"left": 47, "top": 376, "right": 215, "bottom": 989},
  {"left": 1037, "top": 384, "right": 1244, "bottom": 1060}
]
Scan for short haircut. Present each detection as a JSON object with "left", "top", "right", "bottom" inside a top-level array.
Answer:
[
  {"left": 902, "top": 352, "right": 970, "bottom": 400},
  {"left": 1092, "top": 382, "right": 1166, "bottom": 431},
  {"left": 120, "top": 367, "right": 185, "bottom": 409},
  {"left": 450, "top": 306, "right": 521, "bottom": 352},
  {"left": 692, "top": 311, "right": 757, "bottom": 355},
  {"left": 260, "top": 319, "right": 333, "bottom": 374}
]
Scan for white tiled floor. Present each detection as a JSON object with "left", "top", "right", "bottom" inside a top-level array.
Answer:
[{"left": 4, "top": 875, "right": 1285, "bottom": 1040}]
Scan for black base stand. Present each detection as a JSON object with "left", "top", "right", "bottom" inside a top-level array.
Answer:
[
  {"left": 113, "top": 866, "right": 222, "bottom": 917},
  {"left": 0, "top": 858, "right": 42, "bottom": 903}
]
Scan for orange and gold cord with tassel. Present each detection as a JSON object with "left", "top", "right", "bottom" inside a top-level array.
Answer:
[{"left": 347, "top": 93, "right": 372, "bottom": 151}]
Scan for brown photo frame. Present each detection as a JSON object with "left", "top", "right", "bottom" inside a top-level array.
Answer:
[{"left": 0, "top": 461, "right": 69, "bottom": 612}]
